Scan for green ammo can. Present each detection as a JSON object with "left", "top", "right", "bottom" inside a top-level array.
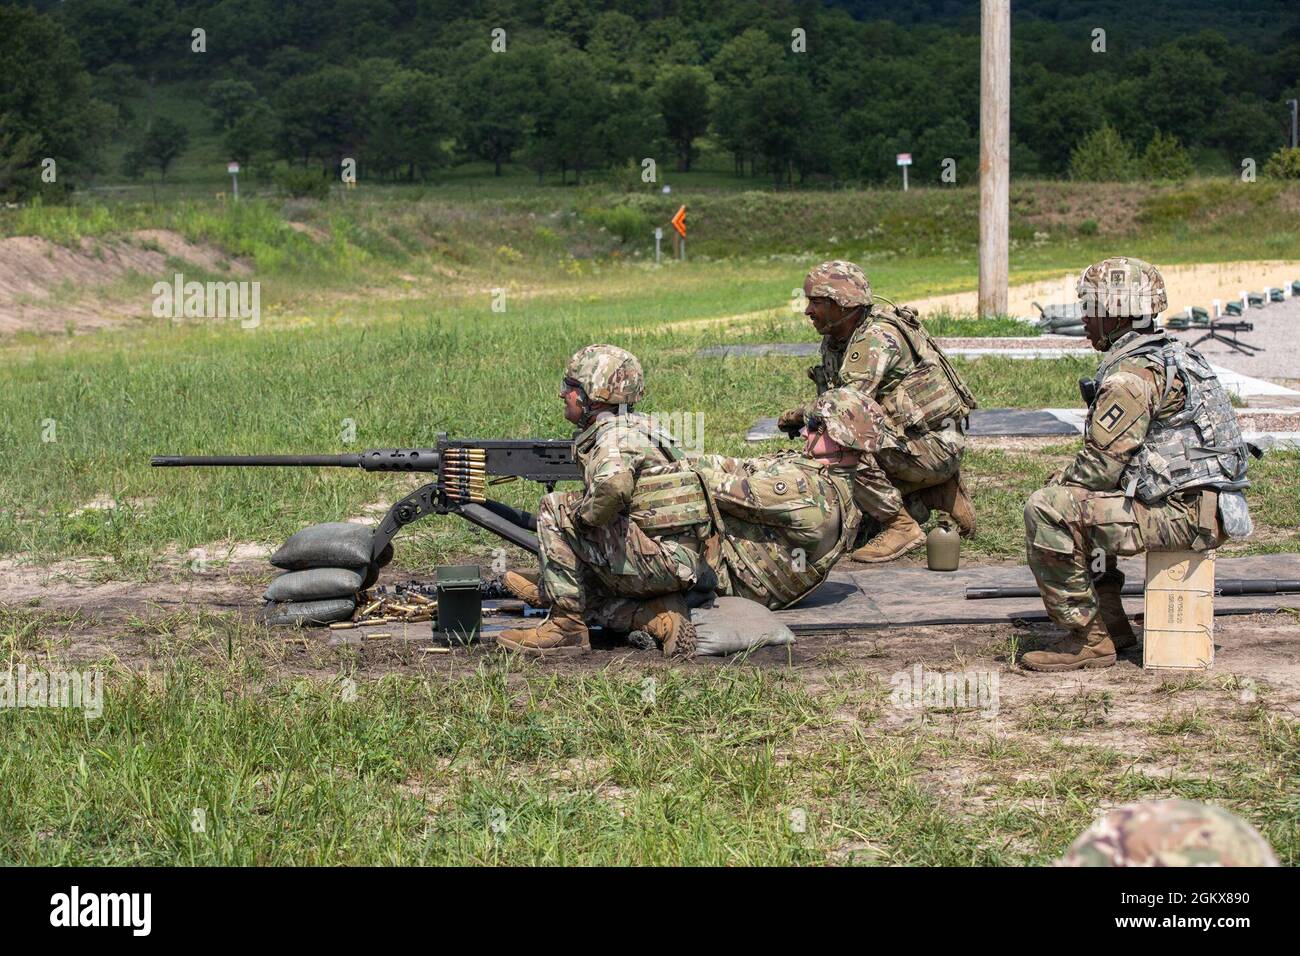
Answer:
[{"left": 432, "top": 565, "right": 482, "bottom": 646}]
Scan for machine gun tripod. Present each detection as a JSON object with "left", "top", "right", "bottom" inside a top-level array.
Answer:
[{"left": 1189, "top": 319, "right": 1264, "bottom": 356}]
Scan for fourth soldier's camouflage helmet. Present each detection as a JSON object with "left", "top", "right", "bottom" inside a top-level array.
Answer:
[
  {"left": 1077, "top": 256, "right": 1167, "bottom": 319},
  {"left": 804, "top": 260, "right": 873, "bottom": 309},
  {"left": 807, "top": 387, "right": 888, "bottom": 452},
  {"left": 564, "top": 344, "right": 645, "bottom": 406},
  {"left": 1059, "top": 799, "right": 1279, "bottom": 867}
]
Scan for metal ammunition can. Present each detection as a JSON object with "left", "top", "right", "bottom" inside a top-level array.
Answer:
[{"left": 432, "top": 564, "right": 482, "bottom": 645}]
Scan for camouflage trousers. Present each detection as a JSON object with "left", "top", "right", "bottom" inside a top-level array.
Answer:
[
  {"left": 1024, "top": 484, "right": 1225, "bottom": 630},
  {"left": 536, "top": 491, "right": 704, "bottom": 630},
  {"left": 854, "top": 426, "right": 966, "bottom": 521}
]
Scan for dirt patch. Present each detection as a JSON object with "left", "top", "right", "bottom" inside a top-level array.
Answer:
[
  {"left": 908, "top": 260, "right": 1300, "bottom": 321},
  {"left": 0, "top": 230, "right": 251, "bottom": 335},
  {"left": 6, "top": 556, "right": 1298, "bottom": 721}
]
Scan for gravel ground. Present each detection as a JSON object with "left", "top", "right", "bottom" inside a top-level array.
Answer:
[
  {"left": 935, "top": 335, "right": 1090, "bottom": 350},
  {"left": 1235, "top": 411, "right": 1300, "bottom": 431},
  {"left": 1167, "top": 292, "right": 1300, "bottom": 384}
]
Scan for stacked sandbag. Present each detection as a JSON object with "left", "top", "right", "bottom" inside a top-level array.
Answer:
[{"left": 260, "top": 522, "right": 393, "bottom": 626}]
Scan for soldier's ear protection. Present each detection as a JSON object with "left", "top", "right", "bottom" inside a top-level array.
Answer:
[{"left": 562, "top": 376, "right": 592, "bottom": 417}]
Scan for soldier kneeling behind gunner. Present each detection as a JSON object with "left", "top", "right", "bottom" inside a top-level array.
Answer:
[{"left": 779, "top": 260, "right": 978, "bottom": 563}]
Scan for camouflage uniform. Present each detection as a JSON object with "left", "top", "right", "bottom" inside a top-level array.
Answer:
[
  {"left": 1059, "top": 800, "right": 1279, "bottom": 867},
  {"left": 536, "top": 409, "right": 707, "bottom": 630},
  {"left": 696, "top": 452, "right": 861, "bottom": 609},
  {"left": 540, "top": 344, "right": 706, "bottom": 630},
  {"left": 800, "top": 260, "right": 975, "bottom": 524},
  {"left": 1024, "top": 259, "right": 1250, "bottom": 642},
  {"left": 640, "top": 389, "right": 881, "bottom": 609}
]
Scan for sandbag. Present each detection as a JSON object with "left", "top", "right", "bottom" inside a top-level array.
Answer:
[
  {"left": 260, "top": 597, "right": 356, "bottom": 627},
  {"left": 264, "top": 567, "right": 364, "bottom": 603},
  {"left": 690, "top": 596, "right": 795, "bottom": 656},
  {"left": 360, "top": 543, "right": 394, "bottom": 589},
  {"left": 271, "top": 522, "right": 375, "bottom": 571}
]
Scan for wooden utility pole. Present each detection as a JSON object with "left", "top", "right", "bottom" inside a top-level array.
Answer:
[{"left": 978, "top": 0, "right": 1010, "bottom": 318}]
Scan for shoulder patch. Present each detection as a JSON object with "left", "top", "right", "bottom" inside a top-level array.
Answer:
[{"left": 1089, "top": 374, "right": 1152, "bottom": 449}]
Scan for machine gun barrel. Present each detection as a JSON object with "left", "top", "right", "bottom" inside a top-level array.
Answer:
[
  {"left": 150, "top": 436, "right": 579, "bottom": 560},
  {"left": 150, "top": 449, "right": 441, "bottom": 472}
]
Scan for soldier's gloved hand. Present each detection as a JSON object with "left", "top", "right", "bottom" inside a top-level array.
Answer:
[
  {"left": 1046, "top": 469, "right": 1064, "bottom": 486},
  {"left": 777, "top": 408, "right": 805, "bottom": 438}
]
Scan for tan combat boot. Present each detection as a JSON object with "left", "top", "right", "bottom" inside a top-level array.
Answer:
[
  {"left": 631, "top": 594, "right": 696, "bottom": 659},
  {"left": 919, "top": 474, "right": 977, "bottom": 538},
  {"left": 1094, "top": 571, "right": 1137, "bottom": 650},
  {"left": 851, "top": 509, "right": 927, "bottom": 563},
  {"left": 1021, "top": 619, "right": 1117, "bottom": 671},
  {"left": 496, "top": 606, "right": 590, "bottom": 657},
  {"left": 502, "top": 569, "right": 548, "bottom": 607}
]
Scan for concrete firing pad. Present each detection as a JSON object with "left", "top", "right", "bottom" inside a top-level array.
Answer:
[{"left": 966, "top": 408, "right": 1079, "bottom": 437}]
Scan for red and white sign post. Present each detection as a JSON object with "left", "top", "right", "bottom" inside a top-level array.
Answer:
[{"left": 896, "top": 153, "right": 912, "bottom": 191}]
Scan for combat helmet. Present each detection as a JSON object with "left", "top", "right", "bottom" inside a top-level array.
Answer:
[
  {"left": 563, "top": 345, "right": 645, "bottom": 406},
  {"left": 807, "top": 387, "right": 888, "bottom": 452},
  {"left": 804, "top": 260, "right": 873, "bottom": 309},
  {"left": 1077, "top": 256, "right": 1167, "bottom": 323},
  {"left": 1059, "top": 799, "right": 1279, "bottom": 867}
]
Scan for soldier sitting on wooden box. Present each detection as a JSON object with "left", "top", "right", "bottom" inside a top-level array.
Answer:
[{"left": 1021, "top": 257, "right": 1260, "bottom": 672}]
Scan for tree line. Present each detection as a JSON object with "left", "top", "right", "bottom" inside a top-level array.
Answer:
[{"left": 3, "top": 0, "right": 1299, "bottom": 200}]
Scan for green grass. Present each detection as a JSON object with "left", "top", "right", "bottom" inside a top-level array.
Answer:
[
  {"left": 2, "top": 607, "right": 1293, "bottom": 865},
  {"left": 0, "top": 641, "right": 1002, "bottom": 865}
]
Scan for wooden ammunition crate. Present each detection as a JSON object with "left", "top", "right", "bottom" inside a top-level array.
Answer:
[{"left": 1143, "top": 550, "right": 1215, "bottom": 670}]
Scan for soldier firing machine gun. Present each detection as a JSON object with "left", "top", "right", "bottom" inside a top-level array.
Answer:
[{"left": 151, "top": 434, "right": 582, "bottom": 562}]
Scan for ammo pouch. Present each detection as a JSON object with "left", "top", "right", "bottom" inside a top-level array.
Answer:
[
  {"left": 872, "top": 313, "right": 974, "bottom": 432},
  {"left": 1216, "top": 489, "right": 1253, "bottom": 540},
  {"left": 628, "top": 467, "right": 712, "bottom": 535}
]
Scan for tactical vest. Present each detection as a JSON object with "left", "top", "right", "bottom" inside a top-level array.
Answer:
[
  {"left": 714, "top": 465, "right": 860, "bottom": 610},
  {"left": 1093, "top": 333, "right": 1251, "bottom": 504},
  {"left": 629, "top": 467, "right": 712, "bottom": 534},
  {"left": 867, "top": 310, "right": 977, "bottom": 433}
]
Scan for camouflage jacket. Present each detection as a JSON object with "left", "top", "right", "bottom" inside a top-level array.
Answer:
[
  {"left": 810, "top": 306, "right": 973, "bottom": 435},
  {"left": 696, "top": 451, "right": 862, "bottom": 608},
  {"left": 572, "top": 411, "right": 679, "bottom": 528},
  {"left": 812, "top": 308, "right": 911, "bottom": 400},
  {"left": 1060, "top": 330, "right": 1188, "bottom": 492}
]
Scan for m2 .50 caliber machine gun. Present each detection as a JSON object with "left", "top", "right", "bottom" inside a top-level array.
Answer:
[{"left": 151, "top": 433, "right": 582, "bottom": 563}]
